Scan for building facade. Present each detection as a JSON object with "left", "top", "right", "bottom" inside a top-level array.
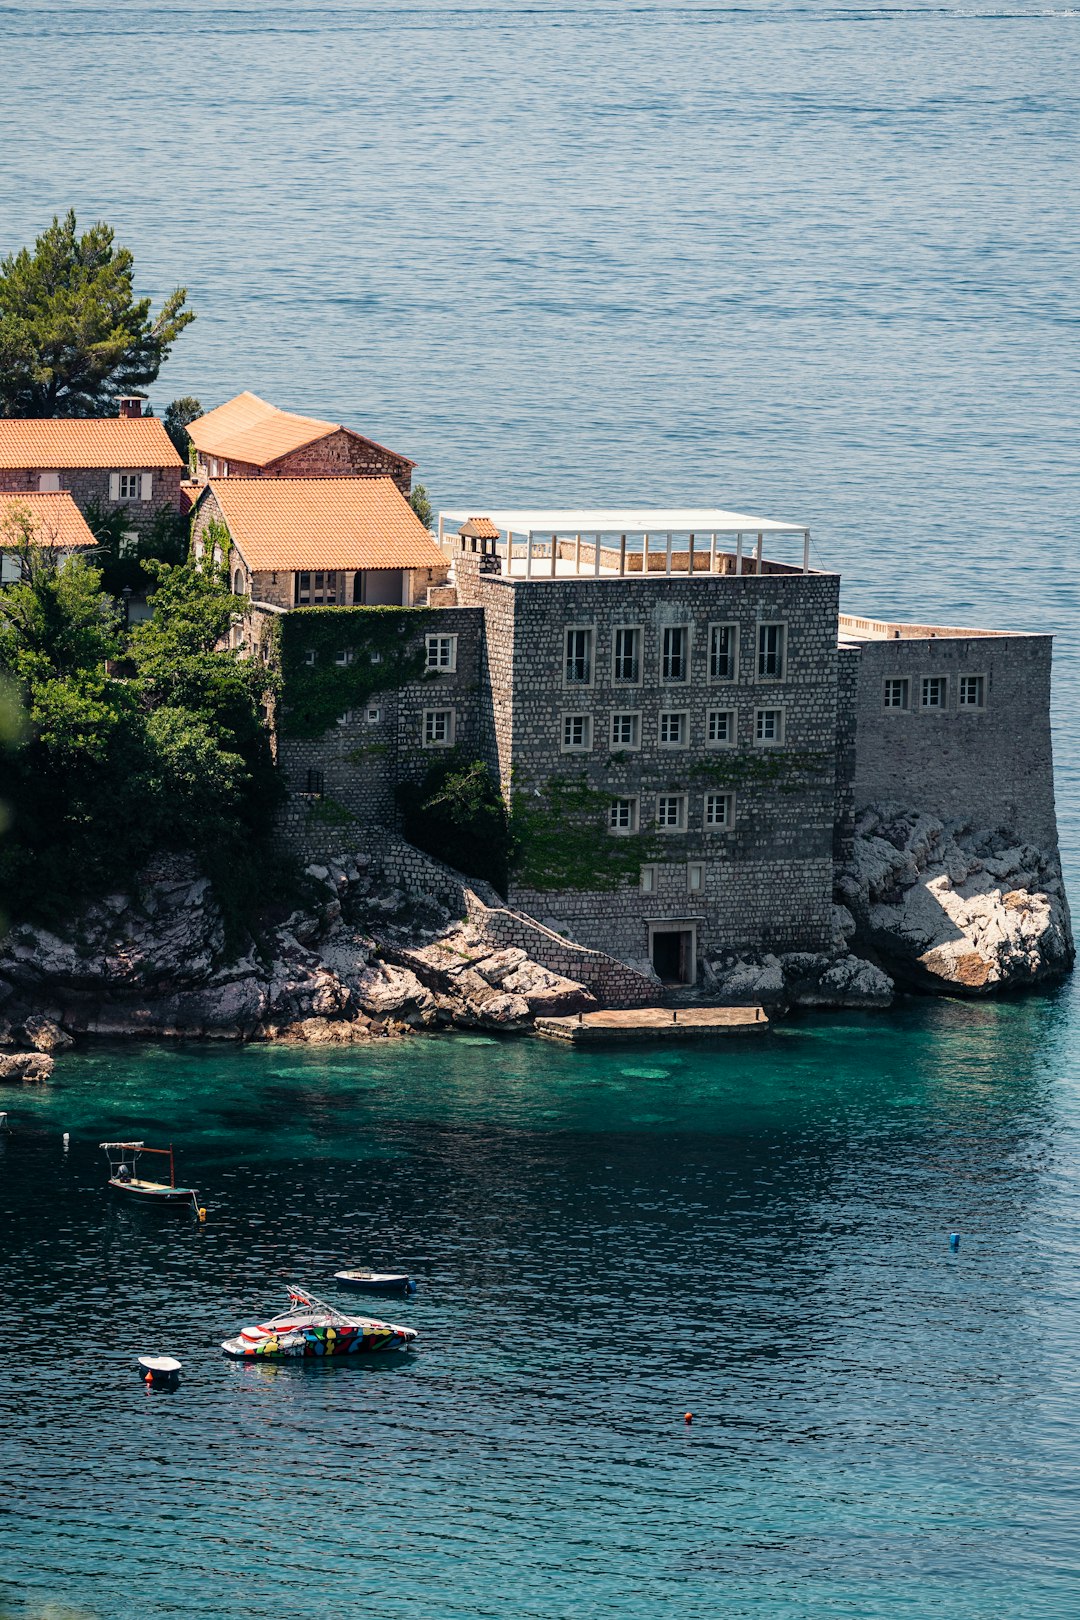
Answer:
[{"left": 187, "top": 392, "right": 414, "bottom": 494}]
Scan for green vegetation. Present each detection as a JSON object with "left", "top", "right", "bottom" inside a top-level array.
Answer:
[
  {"left": 398, "top": 753, "right": 510, "bottom": 892},
  {"left": 163, "top": 396, "right": 203, "bottom": 466},
  {"left": 83, "top": 499, "right": 189, "bottom": 596},
  {"left": 509, "top": 774, "right": 659, "bottom": 892},
  {"left": 689, "top": 747, "right": 831, "bottom": 792},
  {"left": 408, "top": 483, "right": 434, "bottom": 529},
  {"left": 276, "top": 605, "right": 434, "bottom": 738},
  {"left": 0, "top": 510, "right": 279, "bottom": 933},
  {"left": 0, "top": 211, "right": 194, "bottom": 417}
]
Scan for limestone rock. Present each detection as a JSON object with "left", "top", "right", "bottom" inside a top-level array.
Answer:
[
  {"left": 0, "top": 1051, "right": 53, "bottom": 1081},
  {"left": 21, "top": 1016, "right": 74, "bottom": 1053}
]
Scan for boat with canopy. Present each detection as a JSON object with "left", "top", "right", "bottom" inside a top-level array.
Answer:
[
  {"left": 99, "top": 1141, "right": 201, "bottom": 1210},
  {"left": 221, "top": 1286, "right": 417, "bottom": 1360}
]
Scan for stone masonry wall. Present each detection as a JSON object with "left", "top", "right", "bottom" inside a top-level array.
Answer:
[
  {"left": 194, "top": 431, "right": 412, "bottom": 494},
  {"left": 851, "top": 633, "right": 1062, "bottom": 855},
  {"left": 0, "top": 465, "right": 183, "bottom": 531}
]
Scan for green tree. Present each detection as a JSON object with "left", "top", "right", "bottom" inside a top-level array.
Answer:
[
  {"left": 409, "top": 483, "right": 433, "bottom": 529},
  {"left": 0, "top": 211, "right": 195, "bottom": 418},
  {"left": 163, "top": 395, "right": 202, "bottom": 466}
]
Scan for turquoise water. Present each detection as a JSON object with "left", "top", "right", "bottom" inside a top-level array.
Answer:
[
  {"left": 2, "top": 0, "right": 1080, "bottom": 1614},
  {"left": 4, "top": 1004, "right": 1080, "bottom": 1618}
]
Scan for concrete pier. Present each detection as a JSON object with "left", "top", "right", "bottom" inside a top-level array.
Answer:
[{"left": 534, "top": 1005, "right": 769, "bottom": 1045}]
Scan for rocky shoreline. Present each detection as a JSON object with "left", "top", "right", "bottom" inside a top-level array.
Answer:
[{"left": 0, "top": 812, "right": 1071, "bottom": 1078}]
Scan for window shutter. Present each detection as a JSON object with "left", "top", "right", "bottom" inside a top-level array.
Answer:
[
  {"left": 109, "top": 473, "right": 120, "bottom": 500},
  {"left": 140, "top": 472, "right": 153, "bottom": 500}
]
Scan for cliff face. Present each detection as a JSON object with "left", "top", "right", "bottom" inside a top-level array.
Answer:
[{"left": 837, "top": 808, "right": 1074, "bottom": 995}]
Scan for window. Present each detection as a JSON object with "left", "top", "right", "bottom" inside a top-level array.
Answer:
[
  {"left": 610, "top": 711, "right": 641, "bottom": 749},
  {"left": 755, "top": 707, "right": 784, "bottom": 745},
  {"left": 304, "top": 768, "right": 324, "bottom": 797},
  {"left": 640, "top": 865, "right": 657, "bottom": 894},
  {"left": 120, "top": 531, "right": 139, "bottom": 559},
  {"left": 883, "top": 678, "right": 909, "bottom": 710},
  {"left": 366, "top": 707, "right": 383, "bottom": 723},
  {"left": 369, "top": 651, "right": 383, "bottom": 665},
  {"left": 565, "top": 627, "right": 593, "bottom": 685},
  {"left": 426, "top": 634, "right": 458, "bottom": 673},
  {"left": 709, "top": 622, "right": 738, "bottom": 681},
  {"left": 1, "top": 551, "right": 23, "bottom": 585},
  {"left": 37, "top": 472, "right": 60, "bottom": 493},
  {"left": 608, "top": 797, "right": 639, "bottom": 835},
  {"left": 959, "top": 674, "right": 986, "bottom": 710},
  {"left": 117, "top": 472, "right": 140, "bottom": 500},
  {"left": 704, "top": 791, "right": 734, "bottom": 830},
  {"left": 706, "top": 708, "right": 736, "bottom": 747},
  {"left": 336, "top": 710, "right": 354, "bottom": 727},
  {"left": 921, "top": 676, "right": 948, "bottom": 710},
  {"left": 612, "top": 626, "right": 641, "bottom": 684},
  {"left": 656, "top": 794, "right": 688, "bottom": 832},
  {"left": 661, "top": 625, "right": 689, "bottom": 682},
  {"left": 687, "top": 862, "right": 704, "bottom": 894},
  {"left": 757, "top": 622, "right": 785, "bottom": 679},
  {"left": 334, "top": 648, "right": 354, "bottom": 667},
  {"left": 303, "top": 648, "right": 316, "bottom": 667},
  {"left": 294, "top": 571, "right": 343, "bottom": 605},
  {"left": 658, "top": 711, "right": 688, "bottom": 748},
  {"left": 561, "top": 713, "right": 592, "bottom": 752},
  {"left": 424, "top": 708, "right": 455, "bottom": 746}
]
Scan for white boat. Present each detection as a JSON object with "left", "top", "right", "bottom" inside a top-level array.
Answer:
[
  {"left": 221, "top": 1286, "right": 417, "bottom": 1361},
  {"left": 333, "top": 1268, "right": 415, "bottom": 1295}
]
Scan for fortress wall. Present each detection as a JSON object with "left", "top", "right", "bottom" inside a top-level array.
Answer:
[{"left": 850, "top": 633, "right": 1062, "bottom": 856}]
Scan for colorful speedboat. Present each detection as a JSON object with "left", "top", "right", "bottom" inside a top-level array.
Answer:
[
  {"left": 221, "top": 1286, "right": 417, "bottom": 1360},
  {"left": 100, "top": 1141, "right": 200, "bottom": 1209}
]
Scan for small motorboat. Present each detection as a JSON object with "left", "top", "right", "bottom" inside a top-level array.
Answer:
[
  {"left": 334, "top": 1268, "right": 416, "bottom": 1295},
  {"left": 222, "top": 1286, "right": 417, "bottom": 1361},
  {"left": 100, "top": 1141, "right": 201, "bottom": 1211},
  {"left": 138, "top": 1355, "right": 182, "bottom": 1387}
]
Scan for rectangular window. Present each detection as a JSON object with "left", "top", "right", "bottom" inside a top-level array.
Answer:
[
  {"left": 958, "top": 674, "right": 986, "bottom": 710},
  {"left": 755, "top": 707, "right": 784, "bottom": 745},
  {"left": 921, "top": 676, "right": 948, "bottom": 710},
  {"left": 334, "top": 648, "right": 353, "bottom": 667},
  {"left": 609, "top": 797, "right": 639, "bottom": 835},
  {"left": 640, "top": 865, "right": 657, "bottom": 894},
  {"left": 757, "top": 622, "right": 786, "bottom": 679},
  {"left": 610, "top": 712, "right": 641, "bottom": 749},
  {"left": 303, "top": 648, "right": 317, "bottom": 667},
  {"left": 883, "top": 678, "right": 909, "bottom": 710},
  {"left": 656, "top": 794, "right": 687, "bottom": 832},
  {"left": 294, "top": 571, "right": 342, "bottom": 605},
  {"left": 118, "top": 471, "right": 140, "bottom": 500},
  {"left": 706, "top": 708, "right": 736, "bottom": 747},
  {"left": 561, "top": 713, "right": 592, "bottom": 752},
  {"left": 661, "top": 625, "right": 689, "bottom": 682},
  {"left": 366, "top": 707, "right": 383, "bottom": 724},
  {"left": 658, "top": 711, "right": 688, "bottom": 748},
  {"left": 709, "top": 622, "right": 738, "bottom": 682},
  {"left": 119, "top": 530, "right": 138, "bottom": 558},
  {"left": 336, "top": 710, "right": 354, "bottom": 727},
  {"left": 704, "top": 791, "right": 734, "bottom": 830},
  {"left": 1, "top": 551, "right": 23, "bottom": 585},
  {"left": 304, "top": 768, "right": 324, "bottom": 797},
  {"left": 426, "top": 634, "right": 458, "bottom": 672},
  {"left": 687, "top": 862, "right": 704, "bottom": 893},
  {"left": 612, "top": 626, "right": 641, "bottom": 684},
  {"left": 565, "top": 627, "right": 593, "bottom": 686},
  {"left": 423, "top": 708, "right": 455, "bottom": 746}
]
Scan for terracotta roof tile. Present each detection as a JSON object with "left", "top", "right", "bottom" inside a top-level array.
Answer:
[
  {"left": 206, "top": 477, "right": 446, "bottom": 573},
  {"left": 0, "top": 416, "right": 182, "bottom": 470},
  {"left": 188, "top": 391, "right": 414, "bottom": 469},
  {"left": 0, "top": 492, "right": 98, "bottom": 550},
  {"left": 459, "top": 516, "right": 501, "bottom": 540}
]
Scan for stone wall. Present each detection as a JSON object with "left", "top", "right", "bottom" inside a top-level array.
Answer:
[
  {"left": 0, "top": 464, "right": 183, "bottom": 531},
  {"left": 194, "top": 431, "right": 413, "bottom": 494},
  {"left": 850, "top": 631, "right": 1062, "bottom": 855}
]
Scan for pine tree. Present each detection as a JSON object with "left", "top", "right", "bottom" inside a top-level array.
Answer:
[{"left": 0, "top": 211, "right": 195, "bottom": 417}]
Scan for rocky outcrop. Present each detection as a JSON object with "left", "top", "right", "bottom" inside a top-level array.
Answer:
[
  {"left": 703, "top": 947, "right": 894, "bottom": 1013},
  {"left": 839, "top": 809, "right": 1073, "bottom": 995},
  {"left": 0, "top": 852, "right": 596, "bottom": 1046}
]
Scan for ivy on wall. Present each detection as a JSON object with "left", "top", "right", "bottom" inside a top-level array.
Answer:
[
  {"left": 509, "top": 775, "right": 661, "bottom": 893},
  {"left": 398, "top": 751, "right": 510, "bottom": 893},
  {"left": 275, "top": 606, "right": 435, "bottom": 738},
  {"left": 689, "top": 748, "right": 832, "bottom": 793}
]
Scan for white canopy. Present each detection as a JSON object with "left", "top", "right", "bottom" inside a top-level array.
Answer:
[{"left": 439, "top": 506, "right": 805, "bottom": 535}]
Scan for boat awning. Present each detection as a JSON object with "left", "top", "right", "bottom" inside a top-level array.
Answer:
[{"left": 99, "top": 1140, "right": 145, "bottom": 1149}]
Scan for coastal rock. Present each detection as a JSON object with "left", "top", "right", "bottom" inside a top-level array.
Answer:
[
  {"left": 0, "top": 1051, "right": 53, "bottom": 1081},
  {"left": 21, "top": 1015, "right": 75, "bottom": 1053},
  {"left": 702, "top": 949, "right": 894, "bottom": 1011},
  {"left": 843, "top": 809, "right": 1073, "bottom": 995}
]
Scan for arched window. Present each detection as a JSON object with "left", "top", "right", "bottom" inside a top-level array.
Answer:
[{"left": 233, "top": 570, "right": 245, "bottom": 596}]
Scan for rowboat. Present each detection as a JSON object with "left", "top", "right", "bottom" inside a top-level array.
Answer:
[
  {"left": 100, "top": 1141, "right": 200, "bottom": 1210},
  {"left": 221, "top": 1286, "right": 417, "bottom": 1361},
  {"left": 333, "top": 1268, "right": 415, "bottom": 1295}
]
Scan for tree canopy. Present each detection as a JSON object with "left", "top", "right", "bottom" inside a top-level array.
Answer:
[{"left": 0, "top": 211, "right": 195, "bottom": 418}]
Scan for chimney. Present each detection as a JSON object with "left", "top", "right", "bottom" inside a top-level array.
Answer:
[{"left": 118, "top": 396, "right": 145, "bottom": 419}]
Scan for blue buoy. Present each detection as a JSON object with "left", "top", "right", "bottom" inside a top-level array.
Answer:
[
  {"left": 949, "top": 1232, "right": 961, "bottom": 1251},
  {"left": 407, "top": 1280, "right": 418, "bottom": 1294}
]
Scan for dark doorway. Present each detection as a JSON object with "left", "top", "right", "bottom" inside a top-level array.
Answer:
[{"left": 651, "top": 929, "right": 693, "bottom": 985}]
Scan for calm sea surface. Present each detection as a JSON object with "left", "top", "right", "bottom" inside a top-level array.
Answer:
[{"left": 1, "top": 2, "right": 1079, "bottom": 1615}]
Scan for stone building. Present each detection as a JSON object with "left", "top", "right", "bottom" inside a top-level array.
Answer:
[
  {"left": 224, "top": 498, "right": 1062, "bottom": 990},
  {"left": 0, "top": 403, "right": 184, "bottom": 546},
  {"left": 0, "top": 491, "right": 98, "bottom": 583},
  {"left": 187, "top": 392, "right": 414, "bottom": 494}
]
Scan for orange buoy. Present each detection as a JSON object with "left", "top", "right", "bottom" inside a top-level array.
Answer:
[{"left": 684, "top": 1411, "right": 693, "bottom": 1424}]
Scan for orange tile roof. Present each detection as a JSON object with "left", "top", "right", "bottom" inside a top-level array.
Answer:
[
  {"left": 0, "top": 492, "right": 98, "bottom": 550},
  {"left": 0, "top": 416, "right": 182, "bottom": 470},
  {"left": 188, "top": 391, "right": 415, "bottom": 469},
  {"left": 206, "top": 478, "right": 446, "bottom": 573},
  {"left": 460, "top": 516, "right": 501, "bottom": 539}
]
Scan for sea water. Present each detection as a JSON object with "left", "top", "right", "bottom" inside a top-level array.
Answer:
[{"left": 1, "top": 1, "right": 1079, "bottom": 1615}]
